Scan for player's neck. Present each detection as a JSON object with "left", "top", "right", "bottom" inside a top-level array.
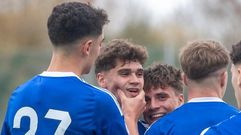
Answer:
[
  {"left": 187, "top": 86, "right": 223, "bottom": 100},
  {"left": 47, "top": 53, "right": 84, "bottom": 76}
]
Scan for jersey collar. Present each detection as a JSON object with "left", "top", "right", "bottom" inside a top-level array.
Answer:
[
  {"left": 39, "top": 71, "right": 84, "bottom": 81},
  {"left": 188, "top": 97, "right": 224, "bottom": 103}
]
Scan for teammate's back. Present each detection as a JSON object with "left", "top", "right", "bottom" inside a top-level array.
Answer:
[{"left": 1, "top": 72, "right": 127, "bottom": 134}]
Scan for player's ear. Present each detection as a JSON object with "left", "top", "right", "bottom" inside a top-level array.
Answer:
[
  {"left": 220, "top": 71, "right": 227, "bottom": 88},
  {"left": 81, "top": 39, "right": 93, "bottom": 56},
  {"left": 237, "top": 67, "right": 241, "bottom": 88},
  {"left": 182, "top": 73, "right": 188, "bottom": 86},
  {"left": 178, "top": 94, "right": 184, "bottom": 105},
  {"left": 96, "top": 72, "right": 107, "bottom": 88}
]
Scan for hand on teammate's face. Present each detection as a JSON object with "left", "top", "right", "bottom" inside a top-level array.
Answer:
[{"left": 117, "top": 89, "right": 146, "bottom": 122}]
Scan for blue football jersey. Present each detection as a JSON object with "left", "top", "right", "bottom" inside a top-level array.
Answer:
[
  {"left": 138, "top": 120, "right": 147, "bottom": 135},
  {"left": 145, "top": 98, "right": 239, "bottom": 135},
  {"left": 202, "top": 112, "right": 241, "bottom": 135},
  {"left": 1, "top": 72, "right": 129, "bottom": 135}
]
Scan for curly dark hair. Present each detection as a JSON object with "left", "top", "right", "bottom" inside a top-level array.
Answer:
[
  {"left": 180, "top": 40, "right": 229, "bottom": 80},
  {"left": 47, "top": 2, "right": 108, "bottom": 46},
  {"left": 144, "top": 63, "right": 183, "bottom": 94},
  {"left": 230, "top": 41, "right": 241, "bottom": 65},
  {"left": 95, "top": 39, "right": 148, "bottom": 74}
]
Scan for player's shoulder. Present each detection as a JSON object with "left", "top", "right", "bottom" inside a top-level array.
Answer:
[
  {"left": 80, "top": 81, "right": 117, "bottom": 101},
  {"left": 145, "top": 116, "right": 175, "bottom": 135},
  {"left": 202, "top": 114, "right": 241, "bottom": 135},
  {"left": 93, "top": 87, "right": 121, "bottom": 108},
  {"left": 222, "top": 102, "right": 240, "bottom": 111},
  {"left": 216, "top": 113, "right": 241, "bottom": 130},
  {"left": 159, "top": 103, "right": 186, "bottom": 120},
  {"left": 93, "top": 86, "right": 115, "bottom": 99},
  {"left": 10, "top": 75, "right": 39, "bottom": 96}
]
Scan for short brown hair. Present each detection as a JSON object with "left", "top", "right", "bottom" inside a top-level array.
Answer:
[
  {"left": 230, "top": 41, "right": 241, "bottom": 65},
  {"left": 95, "top": 39, "right": 148, "bottom": 74},
  {"left": 180, "top": 40, "right": 229, "bottom": 80},
  {"left": 144, "top": 63, "right": 183, "bottom": 94}
]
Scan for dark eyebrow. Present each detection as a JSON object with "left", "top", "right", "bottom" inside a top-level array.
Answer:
[
  {"left": 137, "top": 68, "right": 144, "bottom": 72},
  {"left": 118, "top": 68, "right": 131, "bottom": 73},
  {"left": 156, "top": 92, "right": 169, "bottom": 96}
]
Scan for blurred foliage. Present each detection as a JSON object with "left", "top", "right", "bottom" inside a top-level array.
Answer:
[{"left": 173, "top": 0, "right": 241, "bottom": 48}]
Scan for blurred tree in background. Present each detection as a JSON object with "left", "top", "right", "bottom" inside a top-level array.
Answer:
[{"left": 1, "top": 0, "right": 241, "bottom": 129}]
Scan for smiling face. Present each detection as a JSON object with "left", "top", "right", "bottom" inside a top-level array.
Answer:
[
  {"left": 97, "top": 60, "right": 144, "bottom": 102},
  {"left": 143, "top": 86, "right": 183, "bottom": 125}
]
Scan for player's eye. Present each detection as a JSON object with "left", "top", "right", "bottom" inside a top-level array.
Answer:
[
  {"left": 157, "top": 94, "right": 168, "bottom": 101},
  {"left": 145, "top": 96, "right": 151, "bottom": 104},
  {"left": 118, "top": 70, "right": 131, "bottom": 76},
  {"left": 136, "top": 70, "right": 144, "bottom": 77}
]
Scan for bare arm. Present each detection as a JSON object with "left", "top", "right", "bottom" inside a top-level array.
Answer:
[{"left": 118, "top": 90, "right": 146, "bottom": 135}]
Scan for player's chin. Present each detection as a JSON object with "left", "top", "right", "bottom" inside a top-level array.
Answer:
[{"left": 126, "top": 91, "right": 139, "bottom": 98}]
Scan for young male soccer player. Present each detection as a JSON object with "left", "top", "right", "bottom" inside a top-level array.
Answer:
[
  {"left": 95, "top": 39, "right": 148, "bottom": 135},
  {"left": 1, "top": 2, "right": 140, "bottom": 135},
  {"left": 143, "top": 63, "right": 184, "bottom": 126},
  {"left": 145, "top": 40, "right": 239, "bottom": 135},
  {"left": 201, "top": 41, "right": 241, "bottom": 135}
]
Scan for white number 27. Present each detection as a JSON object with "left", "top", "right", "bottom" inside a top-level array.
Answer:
[{"left": 13, "top": 107, "right": 71, "bottom": 135}]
